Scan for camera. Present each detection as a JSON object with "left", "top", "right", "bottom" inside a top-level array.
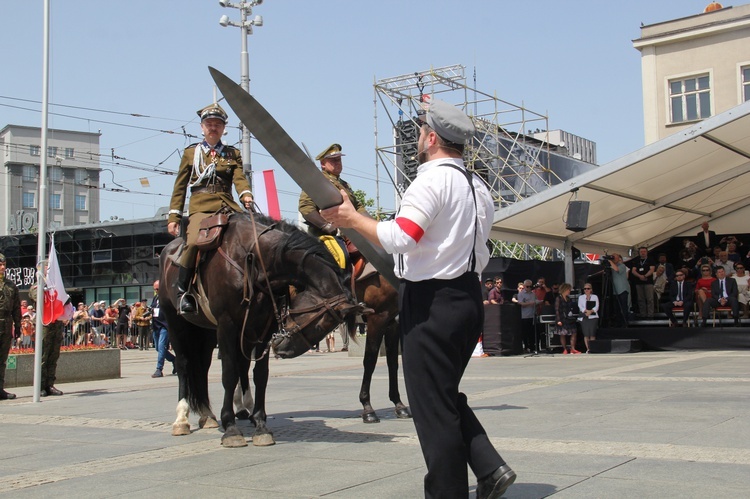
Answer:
[
  {"left": 601, "top": 254, "right": 615, "bottom": 261},
  {"left": 700, "top": 257, "right": 710, "bottom": 265}
]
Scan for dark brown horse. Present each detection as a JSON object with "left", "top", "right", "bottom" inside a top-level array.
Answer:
[
  {"left": 354, "top": 271, "right": 411, "bottom": 423},
  {"left": 159, "top": 212, "right": 363, "bottom": 447}
]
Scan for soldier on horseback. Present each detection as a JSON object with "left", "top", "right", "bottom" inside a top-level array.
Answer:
[{"left": 167, "top": 103, "right": 253, "bottom": 314}]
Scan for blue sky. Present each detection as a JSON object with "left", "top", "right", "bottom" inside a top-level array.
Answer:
[{"left": 1, "top": 0, "right": 722, "bottom": 222}]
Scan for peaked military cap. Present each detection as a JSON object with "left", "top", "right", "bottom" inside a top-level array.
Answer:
[
  {"left": 424, "top": 99, "right": 475, "bottom": 144},
  {"left": 315, "top": 143, "right": 345, "bottom": 161},
  {"left": 197, "top": 103, "right": 228, "bottom": 124},
  {"left": 0, "top": 253, "right": 5, "bottom": 263}
]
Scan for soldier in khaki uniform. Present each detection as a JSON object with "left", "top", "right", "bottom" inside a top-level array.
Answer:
[
  {"left": 28, "top": 283, "right": 65, "bottom": 396},
  {"left": 0, "top": 253, "right": 21, "bottom": 400},
  {"left": 299, "top": 143, "right": 368, "bottom": 237},
  {"left": 167, "top": 103, "right": 253, "bottom": 313}
]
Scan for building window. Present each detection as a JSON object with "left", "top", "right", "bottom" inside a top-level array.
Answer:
[
  {"left": 75, "top": 194, "right": 87, "bottom": 211},
  {"left": 75, "top": 169, "right": 88, "bottom": 185},
  {"left": 92, "top": 250, "right": 112, "bottom": 263},
  {"left": 669, "top": 75, "right": 711, "bottom": 123},
  {"left": 22, "top": 165, "right": 36, "bottom": 181},
  {"left": 30, "top": 145, "right": 41, "bottom": 156},
  {"left": 64, "top": 147, "right": 74, "bottom": 159},
  {"left": 22, "top": 192, "right": 35, "bottom": 209},
  {"left": 50, "top": 194, "right": 61, "bottom": 210},
  {"left": 47, "top": 146, "right": 58, "bottom": 158},
  {"left": 49, "top": 167, "right": 63, "bottom": 182},
  {"left": 742, "top": 65, "right": 750, "bottom": 103}
]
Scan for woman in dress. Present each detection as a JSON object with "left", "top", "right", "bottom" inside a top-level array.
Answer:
[
  {"left": 577, "top": 283, "right": 599, "bottom": 353},
  {"left": 555, "top": 283, "right": 580, "bottom": 354},
  {"left": 694, "top": 265, "right": 716, "bottom": 312}
]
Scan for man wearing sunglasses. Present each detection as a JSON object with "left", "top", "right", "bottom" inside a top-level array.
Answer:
[{"left": 662, "top": 271, "right": 695, "bottom": 327}]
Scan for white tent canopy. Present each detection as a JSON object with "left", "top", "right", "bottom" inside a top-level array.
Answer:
[{"left": 490, "top": 99, "right": 750, "bottom": 257}]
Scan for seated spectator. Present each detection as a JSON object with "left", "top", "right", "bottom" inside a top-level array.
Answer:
[
  {"left": 732, "top": 262, "right": 750, "bottom": 318},
  {"left": 653, "top": 265, "right": 669, "bottom": 303},
  {"left": 701, "top": 267, "right": 740, "bottom": 327},
  {"left": 657, "top": 253, "right": 675, "bottom": 281},
  {"left": 695, "top": 264, "right": 716, "bottom": 312},
  {"left": 714, "top": 251, "right": 734, "bottom": 277},
  {"left": 662, "top": 270, "right": 695, "bottom": 327},
  {"left": 488, "top": 277, "right": 504, "bottom": 305},
  {"left": 726, "top": 242, "right": 742, "bottom": 264}
]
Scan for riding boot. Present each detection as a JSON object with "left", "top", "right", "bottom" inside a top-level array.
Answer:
[{"left": 177, "top": 265, "right": 197, "bottom": 314}]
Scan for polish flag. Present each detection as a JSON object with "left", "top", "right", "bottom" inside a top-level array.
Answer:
[
  {"left": 42, "top": 237, "right": 71, "bottom": 326},
  {"left": 252, "top": 169, "right": 281, "bottom": 220}
]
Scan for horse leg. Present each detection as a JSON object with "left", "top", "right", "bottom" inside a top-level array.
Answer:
[
  {"left": 360, "top": 316, "right": 384, "bottom": 423},
  {"left": 234, "top": 368, "right": 254, "bottom": 420},
  {"left": 250, "top": 349, "right": 275, "bottom": 446},
  {"left": 219, "top": 346, "right": 248, "bottom": 448},
  {"left": 173, "top": 398, "right": 191, "bottom": 436},
  {"left": 383, "top": 320, "right": 411, "bottom": 419}
]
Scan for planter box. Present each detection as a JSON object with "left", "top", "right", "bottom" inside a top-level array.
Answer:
[{"left": 4, "top": 349, "right": 121, "bottom": 388}]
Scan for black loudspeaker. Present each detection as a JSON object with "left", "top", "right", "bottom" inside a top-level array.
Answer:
[
  {"left": 482, "top": 305, "right": 502, "bottom": 356},
  {"left": 499, "top": 303, "right": 523, "bottom": 355},
  {"left": 566, "top": 200, "right": 590, "bottom": 232}
]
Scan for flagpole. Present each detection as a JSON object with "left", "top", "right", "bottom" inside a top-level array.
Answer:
[{"left": 33, "top": 0, "right": 52, "bottom": 403}]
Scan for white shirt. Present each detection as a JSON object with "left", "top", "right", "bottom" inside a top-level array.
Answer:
[
  {"left": 578, "top": 294, "right": 599, "bottom": 320},
  {"left": 376, "top": 157, "right": 494, "bottom": 281}
]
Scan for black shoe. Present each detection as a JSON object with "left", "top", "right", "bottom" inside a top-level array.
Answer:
[
  {"left": 177, "top": 266, "right": 197, "bottom": 314},
  {"left": 179, "top": 293, "right": 197, "bottom": 314},
  {"left": 46, "top": 386, "right": 63, "bottom": 396},
  {"left": 151, "top": 370, "right": 163, "bottom": 378},
  {"left": 171, "top": 364, "right": 177, "bottom": 375},
  {"left": 477, "top": 465, "right": 516, "bottom": 499},
  {"left": 0, "top": 390, "right": 17, "bottom": 400},
  {"left": 702, "top": 319, "right": 708, "bottom": 328}
]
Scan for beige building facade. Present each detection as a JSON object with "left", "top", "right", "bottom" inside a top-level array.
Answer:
[
  {"left": 0, "top": 125, "right": 101, "bottom": 236},
  {"left": 633, "top": 2, "right": 750, "bottom": 144}
]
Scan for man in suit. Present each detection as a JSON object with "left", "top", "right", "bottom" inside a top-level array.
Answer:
[
  {"left": 696, "top": 221, "right": 718, "bottom": 257},
  {"left": 661, "top": 270, "right": 694, "bottom": 327},
  {"left": 702, "top": 267, "right": 740, "bottom": 326}
]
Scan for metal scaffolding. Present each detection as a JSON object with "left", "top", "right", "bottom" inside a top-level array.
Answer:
[{"left": 373, "top": 64, "right": 563, "bottom": 260}]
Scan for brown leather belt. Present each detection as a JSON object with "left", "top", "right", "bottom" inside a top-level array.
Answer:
[{"left": 191, "top": 184, "right": 230, "bottom": 194}]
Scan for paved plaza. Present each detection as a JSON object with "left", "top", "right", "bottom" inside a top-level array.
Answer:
[{"left": 1, "top": 347, "right": 749, "bottom": 498}]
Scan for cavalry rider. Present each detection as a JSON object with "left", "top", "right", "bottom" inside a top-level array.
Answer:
[
  {"left": 167, "top": 103, "right": 253, "bottom": 314},
  {"left": 298, "top": 143, "right": 369, "bottom": 239}
]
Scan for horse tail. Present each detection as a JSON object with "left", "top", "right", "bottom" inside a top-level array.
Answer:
[{"left": 183, "top": 328, "right": 217, "bottom": 416}]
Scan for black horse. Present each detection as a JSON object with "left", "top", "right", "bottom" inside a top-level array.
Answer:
[
  {"left": 354, "top": 271, "right": 411, "bottom": 423},
  {"left": 159, "top": 212, "right": 363, "bottom": 447}
]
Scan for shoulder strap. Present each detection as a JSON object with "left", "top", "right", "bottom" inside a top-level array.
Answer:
[{"left": 439, "top": 163, "right": 479, "bottom": 273}]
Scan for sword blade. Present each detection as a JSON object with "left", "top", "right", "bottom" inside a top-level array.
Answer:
[{"left": 209, "top": 66, "right": 399, "bottom": 288}]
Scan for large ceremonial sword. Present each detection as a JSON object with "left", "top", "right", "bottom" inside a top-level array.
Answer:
[{"left": 209, "top": 66, "right": 399, "bottom": 288}]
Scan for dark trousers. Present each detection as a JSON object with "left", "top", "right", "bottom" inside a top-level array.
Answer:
[
  {"left": 42, "top": 321, "right": 64, "bottom": 389},
  {"left": 662, "top": 300, "right": 695, "bottom": 325},
  {"left": 615, "top": 291, "right": 629, "bottom": 326},
  {"left": 521, "top": 317, "right": 535, "bottom": 351},
  {"left": 400, "top": 273, "right": 505, "bottom": 498},
  {"left": 702, "top": 296, "right": 739, "bottom": 321}
]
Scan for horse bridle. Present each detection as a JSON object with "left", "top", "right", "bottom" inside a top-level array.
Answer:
[{"left": 244, "top": 215, "right": 350, "bottom": 359}]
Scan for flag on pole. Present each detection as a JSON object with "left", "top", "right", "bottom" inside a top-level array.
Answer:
[
  {"left": 42, "top": 236, "right": 70, "bottom": 326},
  {"left": 251, "top": 169, "right": 281, "bottom": 220}
]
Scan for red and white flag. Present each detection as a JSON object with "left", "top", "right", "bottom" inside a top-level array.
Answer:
[
  {"left": 252, "top": 169, "right": 281, "bottom": 220},
  {"left": 42, "top": 237, "right": 71, "bottom": 326}
]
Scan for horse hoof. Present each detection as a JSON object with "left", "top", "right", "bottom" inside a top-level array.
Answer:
[
  {"left": 221, "top": 434, "right": 248, "bottom": 448},
  {"left": 395, "top": 407, "right": 412, "bottom": 419},
  {"left": 236, "top": 409, "right": 251, "bottom": 420},
  {"left": 362, "top": 412, "right": 380, "bottom": 424},
  {"left": 199, "top": 416, "right": 220, "bottom": 429},
  {"left": 252, "top": 433, "right": 276, "bottom": 447},
  {"left": 172, "top": 423, "right": 191, "bottom": 436}
]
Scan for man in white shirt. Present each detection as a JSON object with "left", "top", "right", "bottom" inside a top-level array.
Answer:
[{"left": 321, "top": 99, "right": 515, "bottom": 499}]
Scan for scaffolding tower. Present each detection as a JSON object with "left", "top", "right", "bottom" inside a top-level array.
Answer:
[{"left": 373, "top": 64, "right": 564, "bottom": 260}]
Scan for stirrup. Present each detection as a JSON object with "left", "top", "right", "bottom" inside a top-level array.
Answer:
[{"left": 179, "top": 293, "right": 197, "bottom": 315}]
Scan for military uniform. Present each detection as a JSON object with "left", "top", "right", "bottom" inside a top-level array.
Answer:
[
  {"left": 0, "top": 253, "right": 21, "bottom": 399},
  {"left": 298, "top": 143, "right": 367, "bottom": 238},
  {"left": 28, "top": 284, "right": 64, "bottom": 396},
  {"left": 168, "top": 103, "right": 252, "bottom": 313}
]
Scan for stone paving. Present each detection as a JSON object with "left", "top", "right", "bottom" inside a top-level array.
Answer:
[{"left": 0, "top": 347, "right": 749, "bottom": 497}]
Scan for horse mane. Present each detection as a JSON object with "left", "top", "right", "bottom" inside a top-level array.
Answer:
[{"left": 238, "top": 212, "right": 341, "bottom": 274}]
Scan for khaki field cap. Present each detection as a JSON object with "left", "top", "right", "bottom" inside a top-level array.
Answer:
[
  {"left": 316, "top": 143, "right": 345, "bottom": 161},
  {"left": 197, "top": 103, "right": 228, "bottom": 124},
  {"left": 0, "top": 253, "right": 5, "bottom": 262},
  {"left": 425, "top": 99, "right": 476, "bottom": 144}
]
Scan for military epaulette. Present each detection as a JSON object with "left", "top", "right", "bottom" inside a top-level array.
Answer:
[{"left": 186, "top": 143, "right": 200, "bottom": 150}]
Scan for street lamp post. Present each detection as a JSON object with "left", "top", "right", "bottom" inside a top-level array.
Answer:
[{"left": 218, "top": 0, "right": 264, "bottom": 191}]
